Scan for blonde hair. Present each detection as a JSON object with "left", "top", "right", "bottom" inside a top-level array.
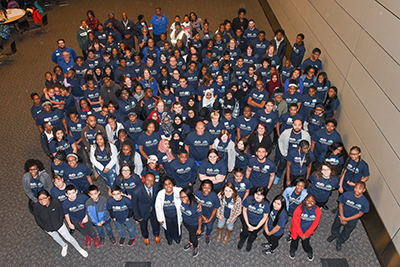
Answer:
[{"left": 210, "top": 112, "right": 220, "bottom": 119}]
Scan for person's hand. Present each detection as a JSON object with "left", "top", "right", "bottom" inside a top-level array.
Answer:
[
  {"left": 76, "top": 144, "right": 81, "bottom": 150},
  {"left": 228, "top": 169, "right": 233, "bottom": 172},
  {"left": 126, "top": 218, "right": 129, "bottom": 221},
  {"left": 97, "top": 221, "right": 104, "bottom": 226},
  {"left": 138, "top": 218, "right": 143, "bottom": 222},
  {"left": 113, "top": 218, "right": 116, "bottom": 221},
  {"left": 82, "top": 216, "right": 88, "bottom": 223},
  {"left": 103, "top": 168, "right": 110, "bottom": 173},
  {"left": 189, "top": 183, "right": 192, "bottom": 186},
  {"left": 68, "top": 223, "right": 75, "bottom": 230},
  {"left": 125, "top": 35, "right": 130, "bottom": 38},
  {"left": 196, "top": 229, "right": 202, "bottom": 235},
  {"left": 301, "top": 235, "right": 307, "bottom": 240},
  {"left": 159, "top": 221, "right": 164, "bottom": 225},
  {"left": 248, "top": 225, "right": 254, "bottom": 231},
  {"left": 286, "top": 179, "right": 291, "bottom": 187},
  {"left": 126, "top": 194, "right": 132, "bottom": 200},
  {"left": 347, "top": 181, "right": 355, "bottom": 187}
]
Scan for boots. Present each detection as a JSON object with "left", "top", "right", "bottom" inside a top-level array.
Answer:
[
  {"left": 216, "top": 227, "right": 224, "bottom": 242},
  {"left": 223, "top": 229, "right": 233, "bottom": 243}
]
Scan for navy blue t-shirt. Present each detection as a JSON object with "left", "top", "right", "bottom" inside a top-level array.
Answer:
[
  {"left": 67, "top": 120, "right": 85, "bottom": 145},
  {"left": 255, "top": 109, "right": 278, "bottom": 135},
  {"left": 163, "top": 193, "right": 178, "bottom": 217},
  {"left": 29, "top": 176, "right": 44, "bottom": 198},
  {"left": 267, "top": 208, "right": 288, "bottom": 236},
  {"left": 205, "top": 122, "right": 224, "bottom": 139},
  {"left": 199, "top": 160, "right": 227, "bottom": 190},
  {"left": 234, "top": 149, "right": 252, "bottom": 171},
  {"left": 227, "top": 177, "right": 252, "bottom": 200},
  {"left": 36, "top": 109, "right": 64, "bottom": 128},
  {"left": 160, "top": 93, "right": 175, "bottom": 110},
  {"left": 278, "top": 113, "right": 303, "bottom": 134},
  {"left": 318, "top": 153, "right": 344, "bottom": 167},
  {"left": 84, "top": 88, "right": 102, "bottom": 108},
  {"left": 287, "top": 149, "right": 315, "bottom": 175},
  {"left": 95, "top": 148, "right": 112, "bottom": 167},
  {"left": 63, "top": 193, "right": 88, "bottom": 221},
  {"left": 287, "top": 190, "right": 302, "bottom": 216},
  {"left": 51, "top": 161, "right": 69, "bottom": 177},
  {"left": 237, "top": 116, "right": 258, "bottom": 138},
  {"left": 49, "top": 135, "right": 75, "bottom": 155},
  {"left": 300, "top": 205, "right": 319, "bottom": 233},
  {"left": 342, "top": 159, "right": 369, "bottom": 192},
  {"left": 300, "top": 94, "right": 319, "bottom": 118},
  {"left": 283, "top": 91, "right": 302, "bottom": 111},
  {"left": 107, "top": 195, "right": 132, "bottom": 223},
  {"left": 175, "top": 85, "right": 195, "bottom": 106},
  {"left": 247, "top": 157, "right": 277, "bottom": 187},
  {"left": 337, "top": 191, "right": 369, "bottom": 221},
  {"left": 137, "top": 132, "right": 161, "bottom": 158},
  {"left": 184, "top": 132, "right": 213, "bottom": 161},
  {"left": 181, "top": 202, "right": 202, "bottom": 226},
  {"left": 224, "top": 197, "right": 233, "bottom": 219},
  {"left": 243, "top": 196, "right": 270, "bottom": 225},
  {"left": 50, "top": 181, "right": 73, "bottom": 203},
  {"left": 313, "top": 129, "right": 342, "bottom": 158},
  {"left": 221, "top": 117, "right": 237, "bottom": 140},
  {"left": 63, "top": 163, "right": 92, "bottom": 192},
  {"left": 168, "top": 158, "right": 197, "bottom": 187},
  {"left": 249, "top": 88, "right": 269, "bottom": 113},
  {"left": 123, "top": 119, "right": 143, "bottom": 141},
  {"left": 194, "top": 190, "right": 220, "bottom": 219},
  {"left": 113, "top": 174, "right": 143, "bottom": 196},
  {"left": 308, "top": 174, "right": 339, "bottom": 202}
]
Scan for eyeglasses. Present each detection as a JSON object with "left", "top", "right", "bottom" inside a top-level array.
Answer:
[
  {"left": 29, "top": 168, "right": 38, "bottom": 171},
  {"left": 38, "top": 197, "right": 48, "bottom": 201},
  {"left": 321, "top": 168, "right": 331, "bottom": 172}
]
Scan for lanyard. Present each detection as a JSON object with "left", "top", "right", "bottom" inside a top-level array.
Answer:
[
  {"left": 257, "top": 159, "right": 266, "bottom": 177},
  {"left": 298, "top": 149, "right": 306, "bottom": 173}
]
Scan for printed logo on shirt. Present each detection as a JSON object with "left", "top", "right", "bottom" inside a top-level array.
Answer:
[
  {"left": 301, "top": 213, "right": 316, "bottom": 221},
  {"left": 112, "top": 205, "right": 128, "bottom": 212},
  {"left": 181, "top": 205, "right": 193, "bottom": 216},
  {"left": 319, "top": 138, "right": 334, "bottom": 146},
  {"left": 347, "top": 164, "right": 360, "bottom": 174},
  {"left": 69, "top": 204, "right": 85, "bottom": 213},
  {"left": 345, "top": 200, "right": 362, "bottom": 210}
]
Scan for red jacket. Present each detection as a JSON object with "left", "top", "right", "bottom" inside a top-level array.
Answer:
[{"left": 290, "top": 205, "right": 321, "bottom": 239}]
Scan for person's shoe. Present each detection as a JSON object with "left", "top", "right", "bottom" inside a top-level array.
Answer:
[
  {"left": 216, "top": 227, "right": 224, "bottom": 242},
  {"left": 119, "top": 237, "right": 125, "bottom": 246},
  {"left": 99, "top": 237, "right": 105, "bottom": 247},
  {"left": 175, "top": 239, "right": 181, "bottom": 244},
  {"left": 78, "top": 249, "right": 88, "bottom": 258},
  {"left": 326, "top": 235, "right": 337, "bottom": 243},
  {"left": 308, "top": 252, "right": 314, "bottom": 261},
  {"left": 237, "top": 240, "right": 245, "bottom": 250},
  {"left": 289, "top": 250, "right": 295, "bottom": 259},
  {"left": 286, "top": 235, "right": 292, "bottom": 243},
  {"left": 93, "top": 237, "right": 100, "bottom": 248},
  {"left": 205, "top": 235, "right": 211, "bottom": 244},
  {"left": 183, "top": 242, "right": 192, "bottom": 251},
  {"left": 61, "top": 244, "right": 68, "bottom": 257},
  {"left": 109, "top": 236, "right": 117, "bottom": 245},
  {"left": 143, "top": 238, "right": 150, "bottom": 245},
  {"left": 336, "top": 241, "right": 342, "bottom": 251},
  {"left": 245, "top": 242, "right": 252, "bottom": 252},
  {"left": 128, "top": 236, "right": 137, "bottom": 247},
  {"left": 197, "top": 232, "right": 204, "bottom": 240},
  {"left": 262, "top": 248, "right": 275, "bottom": 255},
  {"left": 273, "top": 176, "right": 280, "bottom": 185},
  {"left": 223, "top": 229, "right": 233, "bottom": 243},
  {"left": 261, "top": 243, "right": 271, "bottom": 249},
  {"left": 192, "top": 247, "right": 199, "bottom": 258},
  {"left": 167, "top": 240, "right": 173, "bottom": 245},
  {"left": 322, "top": 204, "right": 329, "bottom": 210},
  {"left": 85, "top": 235, "right": 91, "bottom": 247},
  {"left": 155, "top": 236, "right": 161, "bottom": 244}
]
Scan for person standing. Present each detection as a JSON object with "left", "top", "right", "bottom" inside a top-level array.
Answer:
[
  {"left": 290, "top": 34, "right": 306, "bottom": 68},
  {"left": 33, "top": 190, "right": 88, "bottom": 258},
  {"left": 149, "top": 7, "right": 169, "bottom": 43},
  {"left": 52, "top": 39, "right": 77, "bottom": 64},
  {"left": 77, "top": 20, "right": 93, "bottom": 59},
  {"left": 119, "top": 13, "right": 137, "bottom": 49},
  {"left": 270, "top": 29, "right": 287, "bottom": 66}
]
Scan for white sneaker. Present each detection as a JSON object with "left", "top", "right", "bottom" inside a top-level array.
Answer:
[
  {"left": 61, "top": 244, "right": 68, "bottom": 257},
  {"left": 79, "top": 249, "right": 88, "bottom": 258}
]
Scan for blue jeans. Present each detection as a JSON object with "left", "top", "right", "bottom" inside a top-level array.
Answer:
[
  {"left": 218, "top": 217, "right": 237, "bottom": 230},
  {"left": 201, "top": 217, "right": 216, "bottom": 235},
  {"left": 114, "top": 218, "right": 137, "bottom": 240},
  {"left": 95, "top": 220, "right": 113, "bottom": 238},
  {"left": 96, "top": 165, "right": 117, "bottom": 188}
]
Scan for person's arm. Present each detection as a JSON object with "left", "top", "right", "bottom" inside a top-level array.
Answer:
[
  {"left": 64, "top": 213, "right": 75, "bottom": 229},
  {"left": 138, "top": 145, "right": 148, "bottom": 160},
  {"left": 286, "top": 161, "right": 292, "bottom": 187},
  {"left": 254, "top": 213, "right": 268, "bottom": 230},
  {"left": 246, "top": 166, "right": 252, "bottom": 179},
  {"left": 236, "top": 127, "right": 241, "bottom": 141},
  {"left": 290, "top": 206, "right": 303, "bottom": 238},
  {"left": 268, "top": 173, "right": 275, "bottom": 190},
  {"left": 247, "top": 97, "right": 264, "bottom": 109},
  {"left": 214, "top": 174, "right": 226, "bottom": 184},
  {"left": 306, "top": 163, "right": 312, "bottom": 180},
  {"left": 204, "top": 208, "right": 218, "bottom": 223},
  {"left": 104, "top": 144, "right": 119, "bottom": 170},
  {"left": 61, "top": 118, "right": 69, "bottom": 135},
  {"left": 71, "top": 141, "right": 78, "bottom": 154},
  {"left": 86, "top": 175, "right": 93, "bottom": 185},
  {"left": 242, "top": 190, "right": 250, "bottom": 203},
  {"left": 242, "top": 206, "right": 250, "bottom": 227},
  {"left": 22, "top": 175, "right": 38, "bottom": 202},
  {"left": 338, "top": 170, "right": 346, "bottom": 194},
  {"left": 310, "top": 140, "right": 316, "bottom": 152},
  {"left": 197, "top": 212, "right": 203, "bottom": 235},
  {"left": 184, "top": 144, "right": 190, "bottom": 155}
]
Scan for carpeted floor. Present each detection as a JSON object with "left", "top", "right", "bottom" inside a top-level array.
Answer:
[{"left": 0, "top": 0, "right": 381, "bottom": 266}]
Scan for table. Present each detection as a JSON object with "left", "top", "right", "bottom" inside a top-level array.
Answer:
[{"left": 0, "top": 9, "right": 26, "bottom": 25}]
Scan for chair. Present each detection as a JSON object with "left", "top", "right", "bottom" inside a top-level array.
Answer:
[
  {"left": 17, "top": 19, "right": 30, "bottom": 34},
  {"left": 41, "top": 14, "right": 48, "bottom": 27},
  {"left": 0, "top": 40, "right": 17, "bottom": 63}
]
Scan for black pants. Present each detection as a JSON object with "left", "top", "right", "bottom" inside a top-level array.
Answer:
[
  {"left": 239, "top": 221, "right": 263, "bottom": 247},
  {"left": 153, "top": 34, "right": 161, "bottom": 44},
  {"left": 286, "top": 173, "right": 306, "bottom": 188},
  {"left": 139, "top": 209, "right": 160, "bottom": 238},
  {"left": 290, "top": 236, "right": 312, "bottom": 253},
  {"left": 330, "top": 215, "right": 358, "bottom": 244},
  {"left": 249, "top": 186, "right": 270, "bottom": 198},
  {"left": 28, "top": 199, "right": 35, "bottom": 214},
  {"left": 165, "top": 214, "right": 181, "bottom": 243},
  {"left": 316, "top": 199, "right": 329, "bottom": 207},
  {"left": 72, "top": 220, "right": 96, "bottom": 238},
  {"left": 263, "top": 232, "right": 283, "bottom": 250},
  {"left": 183, "top": 221, "right": 198, "bottom": 248}
]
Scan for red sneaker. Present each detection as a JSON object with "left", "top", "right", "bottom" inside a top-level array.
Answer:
[
  {"left": 85, "top": 235, "right": 91, "bottom": 247},
  {"left": 93, "top": 237, "right": 100, "bottom": 248}
]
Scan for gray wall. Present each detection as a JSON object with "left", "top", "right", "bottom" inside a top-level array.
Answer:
[{"left": 266, "top": 0, "right": 400, "bottom": 252}]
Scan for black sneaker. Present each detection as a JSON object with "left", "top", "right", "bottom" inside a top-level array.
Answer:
[
  {"left": 237, "top": 241, "right": 245, "bottom": 250},
  {"left": 192, "top": 247, "right": 199, "bottom": 258},
  {"left": 110, "top": 236, "right": 117, "bottom": 245},
  {"left": 245, "top": 242, "right": 252, "bottom": 252},
  {"left": 286, "top": 235, "right": 292, "bottom": 243},
  {"left": 322, "top": 204, "right": 329, "bottom": 210},
  {"left": 289, "top": 250, "right": 296, "bottom": 259},
  {"left": 119, "top": 237, "right": 125, "bottom": 246},
  {"left": 167, "top": 240, "right": 172, "bottom": 245},
  {"left": 262, "top": 248, "right": 275, "bottom": 255},
  {"left": 308, "top": 252, "right": 314, "bottom": 261},
  {"left": 197, "top": 232, "right": 204, "bottom": 240},
  {"left": 175, "top": 239, "right": 181, "bottom": 244},
  {"left": 261, "top": 243, "right": 271, "bottom": 249},
  {"left": 99, "top": 237, "right": 105, "bottom": 247},
  {"left": 183, "top": 242, "right": 192, "bottom": 251},
  {"left": 326, "top": 235, "right": 337, "bottom": 243},
  {"left": 128, "top": 236, "right": 137, "bottom": 247},
  {"left": 336, "top": 241, "right": 342, "bottom": 251},
  {"left": 205, "top": 235, "right": 211, "bottom": 244}
]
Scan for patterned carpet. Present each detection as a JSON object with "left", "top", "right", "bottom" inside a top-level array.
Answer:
[{"left": 0, "top": 0, "right": 380, "bottom": 266}]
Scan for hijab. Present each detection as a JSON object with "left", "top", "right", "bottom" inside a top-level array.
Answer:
[
  {"left": 222, "top": 89, "right": 236, "bottom": 109},
  {"left": 184, "top": 108, "right": 200, "bottom": 129},
  {"left": 160, "top": 112, "right": 174, "bottom": 137},
  {"left": 173, "top": 114, "right": 184, "bottom": 130},
  {"left": 147, "top": 110, "right": 161, "bottom": 124},
  {"left": 158, "top": 139, "right": 174, "bottom": 162},
  {"left": 183, "top": 95, "right": 199, "bottom": 111},
  {"left": 202, "top": 89, "right": 215, "bottom": 108},
  {"left": 170, "top": 131, "right": 184, "bottom": 155},
  {"left": 268, "top": 72, "right": 280, "bottom": 97}
]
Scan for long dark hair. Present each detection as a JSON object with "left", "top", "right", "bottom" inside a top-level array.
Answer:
[
  {"left": 324, "top": 141, "right": 344, "bottom": 159},
  {"left": 236, "top": 137, "right": 250, "bottom": 156},
  {"left": 206, "top": 148, "right": 222, "bottom": 163},
  {"left": 219, "top": 182, "right": 239, "bottom": 204},
  {"left": 323, "top": 86, "right": 338, "bottom": 109},
  {"left": 342, "top": 146, "right": 361, "bottom": 182},
  {"left": 53, "top": 126, "right": 68, "bottom": 148},
  {"left": 270, "top": 195, "right": 287, "bottom": 227},
  {"left": 251, "top": 186, "right": 266, "bottom": 206},
  {"left": 118, "top": 163, "right": 133, "bottom": 183},
  {"left": 315, "top": 162, "right": 335, "bottom": 182},
  {"left": 180, "top": 187, "right": 198, "bottom": 208},
  {"left": 94, "top": 133, "right": 112, "bottom": 158},
  {"left": 299, "top": 140, "right": 311, "bottom": 166},
  {"left": 308, "top": 102, "right": 326, "bottom": 126}
]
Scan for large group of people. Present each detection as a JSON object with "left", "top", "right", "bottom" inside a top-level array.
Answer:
[{"left": 25, "top": 6, "right": 371, "bottom": 261}]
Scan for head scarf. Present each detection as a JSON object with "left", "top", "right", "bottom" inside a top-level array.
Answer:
[
  {"left": 160, "top": 112, "right": 174, "bottom": 137},
  {"left": 268, "top": 72, "right": 280, "bottom": 97},
  {"left": 202, "top": 89, "right": 215, "bottom": 108},
  {"left": 158, "top": 139, "right": 174, "bottom": 162},
  {"left": 147, "top": 110, "right": 161, "bottom": 124}
]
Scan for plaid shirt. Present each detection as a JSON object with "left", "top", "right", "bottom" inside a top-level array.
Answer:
[{"left": 217, "top": 193, "right": 242, "bottom": 223}]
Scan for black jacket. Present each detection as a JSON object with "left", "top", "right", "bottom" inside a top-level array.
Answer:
[
  {"left": 40, "top": 132, "right": 51, "bottom": 157},
  {"left": 247, "top": 133, "right": 273, "bottom": 156},
  {"left": 132, "top": 183, "right": 160, "bottom": 221},
  {"left": 33, "top": 197, "right": 64, "bottom": 232},
  {"left": 270, "top": 38, "right": 288, "bottom": 63}
]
